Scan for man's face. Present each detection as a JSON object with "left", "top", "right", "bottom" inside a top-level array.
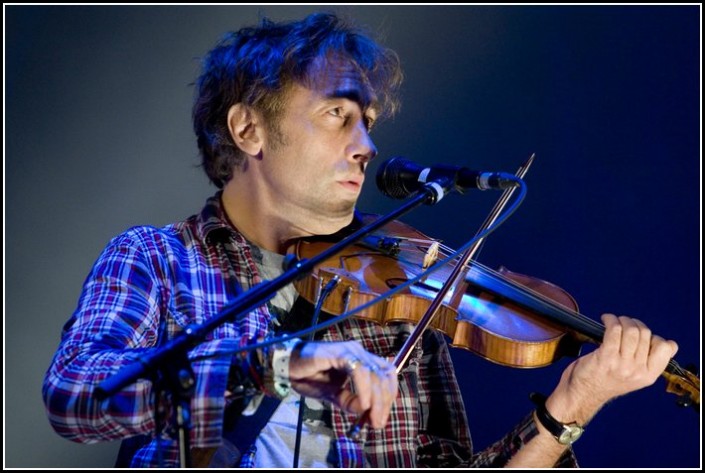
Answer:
[{"left": 255, "top": 62, "right": 378, "bottom": 235}]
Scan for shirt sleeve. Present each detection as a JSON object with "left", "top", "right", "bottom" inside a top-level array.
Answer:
[
  {"left": 415, "top": 330, "right": 474, "bottom": 467},
  {"left": 41, "top": 229, "right": 246, "bottom": 447},
  {"left": 415, "top": 330, "right": 578, "bottom": 468},
  {"left": 463, "top": 411, "right": 578, "bottom": 467}
]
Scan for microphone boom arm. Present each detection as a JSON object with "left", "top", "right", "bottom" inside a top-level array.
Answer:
[{"left": 95, "top": 181, "right": 450, "bottom": 400}]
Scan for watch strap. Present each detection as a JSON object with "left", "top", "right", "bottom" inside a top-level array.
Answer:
[{"left": 530, "top": 392, "right": 584, "bottom": 445}]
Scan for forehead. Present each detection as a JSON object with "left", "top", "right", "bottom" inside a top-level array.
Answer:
[{"left": 299, "top": 55, "right": 377, "bottom": 110}]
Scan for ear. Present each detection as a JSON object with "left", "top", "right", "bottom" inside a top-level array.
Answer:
[{"left": 227, "top": 103, "right": 263, "bottom": 156}]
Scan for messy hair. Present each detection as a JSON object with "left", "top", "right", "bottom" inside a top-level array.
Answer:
[{"left": 192, "top": 12, "right": 403, "bottom": 187}]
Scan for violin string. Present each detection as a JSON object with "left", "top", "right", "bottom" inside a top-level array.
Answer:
[
  {"left": 464, "top": 263, "right": 700, "bottom": 389},
  {"left": 361, "top": 236, "right": 698, "bottom": 391},
  {"left": 204, "top": 176, "right": 530, "bottom": 361},
  {"left": 196, "top": 183, "right": 700, "bottom": 396},
  {"left": 187, "top": 239, "right": 486, "bottom": 363},
  {"left": 418, "top": 241, "right": 595, "bottom": 328},
  {"left": 457, "top": 263, "right": 698, "bottom": 387},
  {"left": 391, "top": 239, "right": 455, "bottom": 256},
  {"left": 396, "top": 237, "right": 440, "bottom": 244},
  {"left": 666, "top": 361, "right": 699, "bottom": 391},
  {"left": 470, "top": 261, "right": 608, "bottom": 334},
  {"left": 669, "top": 360, "right": 696, "bottom": 381},
  {"left": 367, "top": 163, "right": 689, "bottom": 401},
  {"left": 426, "top": 253, "right": 607, "bottom": 337}
]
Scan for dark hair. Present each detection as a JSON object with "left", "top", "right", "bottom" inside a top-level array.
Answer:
[{"left": 192, "top": 12, "right": 403, "bottom": 188}]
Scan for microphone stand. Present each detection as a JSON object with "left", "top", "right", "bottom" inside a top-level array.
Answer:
[
  {"left": 348, "top": 156, "right": 531, "bottom": 439},
  {"left": 95, "top": 181, "right": 450, "bottom": 467}
]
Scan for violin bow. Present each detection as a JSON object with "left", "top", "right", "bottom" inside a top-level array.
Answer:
[
  {"left": 397, "top": 153, "right": 535, "bottom": 369},
  {"left": 445, "top": 153, "right": 535, "bottom": 309},
  {"left": 349, "top": 153, "right": 535, "bottom": 438}
]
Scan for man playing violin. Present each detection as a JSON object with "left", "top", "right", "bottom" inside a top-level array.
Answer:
[{"left": 42, "top": 12, "right": 678, "bottom": 468}]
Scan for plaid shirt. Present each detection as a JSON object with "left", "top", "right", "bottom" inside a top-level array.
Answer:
[{"left": 43, "top": 192, "right": 577, "bottom": 468}]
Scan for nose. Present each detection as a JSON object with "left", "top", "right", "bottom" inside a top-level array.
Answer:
[{"left": 348, "top": 121, "right": 378, "bottom": 166}]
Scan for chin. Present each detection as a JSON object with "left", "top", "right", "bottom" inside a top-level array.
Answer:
[{"left": 310, "top": 207, "right": 355, "bottom": 236}]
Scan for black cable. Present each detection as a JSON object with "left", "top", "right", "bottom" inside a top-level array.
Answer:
[{"left": 292, "top": 276, "right": 340, "bottom": 468}]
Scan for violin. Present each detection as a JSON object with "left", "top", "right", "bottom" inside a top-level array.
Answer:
[{"left": 289, "top": 214, "right": 700, "bottom": 411}]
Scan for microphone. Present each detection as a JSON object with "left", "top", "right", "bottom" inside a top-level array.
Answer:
[{"left": 376, "top": 156, "right": 519, "bottom": 199}]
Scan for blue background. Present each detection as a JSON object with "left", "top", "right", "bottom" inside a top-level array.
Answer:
[{"left": 5, "top": 5, "right": 700, "bottom": 468}]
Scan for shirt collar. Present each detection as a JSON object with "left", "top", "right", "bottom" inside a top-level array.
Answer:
[{"left": 197, "top": 191, "right": 244, "bottom": 245}]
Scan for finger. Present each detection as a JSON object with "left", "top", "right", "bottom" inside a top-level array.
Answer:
[
  {"left": 344, "top": 356, "right": 397, "bottom": 427},
  {"left": 361, "top": 356, "right": 397, "bottom": 428},
  {"left": 647, "top": 335, "right": 679, "bottom": 374},
  {"left": 599, "top": 313, "right": 622, "bottom": 360},
  {"left": 336, "top": 385, "right": 363, "bottom": 414},
  {"left": 344, "top": 365, "right": 384, "bottom": 410},
  {"left": 347, "top": 360, "right": 374, "bottom": 413},
  {"left": 365, "top": 366, "right": 385, "bottom": 428},
  {"left": 369, "top": 368, "right": 398, "bottom": 428},
  {"left": 617, "top": 316, "right": 641, "bottom": 359},
  {"left": 630, "top": 318, "right": 652, "bottom": 364},
  {"left": 344, "top": 357, "right": 362, "bottom": 376},
  {"left": 365, "top": 368, "right": 385, "bottom": 428}
]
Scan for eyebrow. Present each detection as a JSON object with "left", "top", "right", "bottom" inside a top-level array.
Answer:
[{"left": 327, "top": 88, "right": 378, "bottom": 112}]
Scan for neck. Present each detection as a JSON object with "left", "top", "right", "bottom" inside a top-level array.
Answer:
[
  {"left": 220, "top": 175, "right": 352, "bottom": 254},
  {"left": 220, "top": 186, "right": 291, "bottom": 253}
]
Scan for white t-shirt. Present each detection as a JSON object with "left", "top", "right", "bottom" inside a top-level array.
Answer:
[{"left": 250, "top": 244, "right": 336, "bottom": 468}]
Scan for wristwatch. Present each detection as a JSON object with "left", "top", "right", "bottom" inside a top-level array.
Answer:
[{"left": 530, "top": 392, "right": 584, "bottom": 445}]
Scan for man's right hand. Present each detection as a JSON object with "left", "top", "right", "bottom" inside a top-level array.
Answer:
[{"left": 288, "top": 340, "right": 398, "bottom": 429}]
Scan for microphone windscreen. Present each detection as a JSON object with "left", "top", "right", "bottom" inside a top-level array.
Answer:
[{"left": 375, "top": 156, "right": 421, "bottom": 199}]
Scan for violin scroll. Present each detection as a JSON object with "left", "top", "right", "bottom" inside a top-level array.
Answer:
[
  {"left": 290, "top": 215, "right": 700, "bottom": 416},
  {"left": 662, "top": 363, "right": 700, "bottom": 412}
]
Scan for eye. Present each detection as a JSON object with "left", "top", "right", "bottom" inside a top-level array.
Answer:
[
  {"left": 328, "top": 107, "right": 345, "bottom": 118},
  {"left": 364, "top": 115, "right": 376, "bottom": 132}
]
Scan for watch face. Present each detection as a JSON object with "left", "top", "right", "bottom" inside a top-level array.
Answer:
[{"left": 558, "top": 425, "right": 584, "bottom": 445}]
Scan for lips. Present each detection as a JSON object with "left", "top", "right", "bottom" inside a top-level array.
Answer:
[{"left": 338, "top": 176, "right": 364, "bottom": 192}]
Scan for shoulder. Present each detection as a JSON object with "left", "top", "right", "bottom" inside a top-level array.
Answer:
[
  {"left": 99, "top": 213, "right": 202, "bottom": 265},
  {"left": 109, "top": 223, "right": 182, "bottom": 251}
]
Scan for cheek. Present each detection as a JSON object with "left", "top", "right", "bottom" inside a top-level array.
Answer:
[
  {"left": 295, "top": 141, "right": 334, "bottom": 172},
  {"left": 274, "top": 125, "right": 343, "bottom": 178}
]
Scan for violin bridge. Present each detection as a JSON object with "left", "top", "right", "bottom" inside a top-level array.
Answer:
[{"left": 422, "top": 241, "right": 440, "bottom": 269}]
